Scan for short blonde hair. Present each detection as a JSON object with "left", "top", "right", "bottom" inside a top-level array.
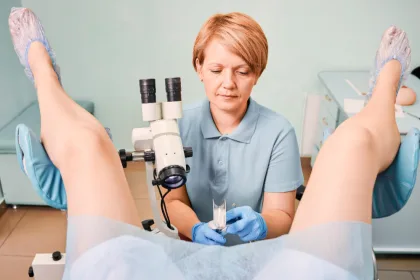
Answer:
[{"left": 192, "top": 12, "right": 268, "bottom": 78}]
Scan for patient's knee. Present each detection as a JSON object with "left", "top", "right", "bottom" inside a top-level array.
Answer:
[
  {"left": 337, "top": 125, "right": 376, "bottom": 154},
  {"left": 54, "top": 125, "right": 112, "bottom": 164}
]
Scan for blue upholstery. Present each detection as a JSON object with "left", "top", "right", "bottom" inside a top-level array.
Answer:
[
  {"left": 0, "top": 99, "right": 94, "bottom": 206},
  {"left": 322, "top": 127, "right": 420, "bottom": 219},
  {"left": 0, "top": 100, "right": 94, "bottom": 153},
  {"left": 372, "top": 128, "right": 420, "bottom": 218}
]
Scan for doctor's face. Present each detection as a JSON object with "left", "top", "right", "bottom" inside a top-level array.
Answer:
[{"left": 196, "top": 39, "right": 258, "bottom": 114}]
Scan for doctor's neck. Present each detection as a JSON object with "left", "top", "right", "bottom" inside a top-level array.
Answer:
[{"left": 210, "top": 101, "right": 248, "bottom": 135}]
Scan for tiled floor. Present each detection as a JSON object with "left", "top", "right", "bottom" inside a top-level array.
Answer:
[{"left": 0, "top": 159, "right": 419, "bottom": 279}]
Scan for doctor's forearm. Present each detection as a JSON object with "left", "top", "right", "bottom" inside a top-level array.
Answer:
[
  {"left": 166, "top": 200, "right": 200, "bottom": 240},
  {"left": 261, "top": 210, "right": 293, "bottom": 239}
]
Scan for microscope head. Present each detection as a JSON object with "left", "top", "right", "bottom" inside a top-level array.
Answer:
[{"left": 133, "top": 77, "right": 191, "bottom": 190}]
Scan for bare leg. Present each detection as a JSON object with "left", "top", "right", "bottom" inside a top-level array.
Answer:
[
  {"left": 9, "top": 8, "right": 140, "bottom": 227},
  {"left": 291, "top": 26, "right": 410, "bottom": 232}
]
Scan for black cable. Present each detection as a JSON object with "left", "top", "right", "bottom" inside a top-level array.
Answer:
[
  {"left": 157, "top": 186, "right": 172, "bottom": 227},
  {"left": 154, "top": 170, "right": 174, "bottom": 230},
  {"left": 161, "top": 188, "right": 174, "bottom": 230}
]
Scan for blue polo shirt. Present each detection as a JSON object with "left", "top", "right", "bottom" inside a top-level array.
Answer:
[{"left": 178, "top": 97, "right": 304, "bottom": 246}]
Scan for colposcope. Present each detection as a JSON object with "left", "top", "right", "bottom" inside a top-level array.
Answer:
[{"left": 119, "top": 77, "right": 193, "bottom": 238}]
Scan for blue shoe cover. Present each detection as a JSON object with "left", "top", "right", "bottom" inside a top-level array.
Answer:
[
  {"left": 322, "top": 127, "right": 420, "bottom": 219},
  {"left": 372, "top": 127, "right": 420, "bottom": 218},
  {"left": 15, "top": 124, "right": 67, "bottom": 209}
]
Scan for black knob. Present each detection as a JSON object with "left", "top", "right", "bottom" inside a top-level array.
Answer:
[
  {"left": 144, "top": 150, "right": 155, "bottom": 162},
  {"left": 183, "top": 147, "right": 193, "bottom": 158},
  {"left": 119, "top": 149, "right": 127, "bottom": 168},
  {"left": 296, "top": 185, "right": 306, "bottom": 201},
  {"left": 119, "top": 149, "right": 133, "bottom": 168},
  {"left": 52, "top": 251, "right": 62, "bottom": 261},
  {"left": 28, "top": 266, "right": 34, "bottom": 277},
  {"left": 142, "top": 219, "right": 155, "bottom": 231}
]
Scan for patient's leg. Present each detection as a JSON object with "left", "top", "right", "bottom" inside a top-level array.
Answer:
[
  {"left": 291, "top": 26, "right": 410, "bottom": 232},
  {"left": 9, "top": 8, "right": 140, "bottom": 227}
]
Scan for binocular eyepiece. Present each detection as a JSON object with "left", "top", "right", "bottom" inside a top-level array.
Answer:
[{"left": 139, "top": 77, "right": 182, "bottom": 104}]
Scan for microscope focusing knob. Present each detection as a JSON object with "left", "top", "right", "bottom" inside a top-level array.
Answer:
[
  {"left": 52, "top": 251, "right": 62, "bottom": 261},
  {"left": 183, "top": 147, "right": 193, "bottom": 158},
  {"left": 119, "top": 149, "right": 128, "bottom": 168},
  {"left": 28, "top": 266, "right": 34, "bottom": 277},
  {"left": 119, "top": 149, "right": 133, "bottom": 168},
  {"left": 144, "top": 150, "right": 155, "bottom": 162}
]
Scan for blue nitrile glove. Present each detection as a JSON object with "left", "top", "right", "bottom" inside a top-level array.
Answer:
[
  {"left": 226, "top": 206, "right": 267, "bottom": 242},
  {"left": 191, "top": 222, "right": 226, "bottom": 245}
]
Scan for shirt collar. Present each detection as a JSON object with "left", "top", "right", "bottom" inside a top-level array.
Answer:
[{"left": 200, "top": 97, "right": 259, "bottom": 143}]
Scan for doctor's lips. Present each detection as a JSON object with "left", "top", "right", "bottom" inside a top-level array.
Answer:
[{"left": 218, "top": 94, "right": 238, "bottom": 98}]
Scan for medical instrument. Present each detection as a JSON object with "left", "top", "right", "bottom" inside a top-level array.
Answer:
[
  {"left": 27, "top": 77, "right": 193, "bottom": 279},
  {"left": 212, "top": 199, "right": 227, "bottom": 232},
  {"left": 119, "top": 77, "right": 193, "bottom": 238}
]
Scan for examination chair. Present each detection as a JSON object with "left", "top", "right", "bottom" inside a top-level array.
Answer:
[
  {"left": 0, "top": 100, "right": 94, "bottom": 206},
  {"left": 22, "top": 125, "right": 419, "bottom": 280},
  {"left": 296, "top": 126, "right": 420, "bottom": 280}
]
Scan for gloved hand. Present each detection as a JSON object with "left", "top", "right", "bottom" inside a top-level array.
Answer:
[
  {"left": 225, "top": 206, "right": 267, "bottom": 242},
  {"left": 192, "top": 222, "right": 226, "bottom": 245}
]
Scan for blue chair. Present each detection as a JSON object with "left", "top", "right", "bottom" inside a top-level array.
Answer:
[
  {"left": 296, "top": 126, "right": 420, "bottom": 280},
  {"left": 0, "top": 100, "right": 94, "bottom": 206}
]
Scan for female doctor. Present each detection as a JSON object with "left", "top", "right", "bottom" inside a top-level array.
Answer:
[{"left": 165, "top": 12, "right": 304, "bottom": 246}]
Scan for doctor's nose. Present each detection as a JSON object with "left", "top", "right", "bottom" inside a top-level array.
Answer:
[{"left": 222, "top": 71, "right": 235, "bottom": 89}]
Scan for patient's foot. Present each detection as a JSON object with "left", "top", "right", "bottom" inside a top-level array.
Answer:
[
  {"left": 367, "top": 26, "right": 411, "bottom": 98},
  {"left": 8, "top": 7, "right": 61, "bottom": 84}
]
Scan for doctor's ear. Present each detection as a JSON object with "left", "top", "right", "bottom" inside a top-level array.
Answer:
[{"left": 195, "top": 58, "right": 203, "bottom": 81}]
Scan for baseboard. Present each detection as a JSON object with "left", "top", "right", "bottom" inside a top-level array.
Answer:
[{"left": 0, "top": 198, "right": 7, "bottom": 219}]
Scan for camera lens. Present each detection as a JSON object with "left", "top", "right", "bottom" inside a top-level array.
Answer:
[
  {"left": 165, "top": 77, "right": 182, "bottom": 102},
  {"left": 139, "top": 79, "right": 156, "bottom": 104}
]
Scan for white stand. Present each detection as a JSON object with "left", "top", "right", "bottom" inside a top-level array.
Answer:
[
  {"left": 144, "top": 161, "right": 179, "bottom": 239},
  {"left": 30, "top": 253, "right": 66, "bottom": 279}
]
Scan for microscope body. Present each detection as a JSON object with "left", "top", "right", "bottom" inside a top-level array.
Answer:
[
  {"left": 133, "top": 100, "right": 187, "bottom": 183},
  {"left": 121, "top": 77, "right": 192, "bottom": 239}
]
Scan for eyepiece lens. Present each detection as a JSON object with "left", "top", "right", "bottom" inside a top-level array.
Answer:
[
  {"left": 165, "top": 77, "right": 182, "bottom": 102},
  {"left": 139, "top": 78, "right": 156, "bottom": 104}
]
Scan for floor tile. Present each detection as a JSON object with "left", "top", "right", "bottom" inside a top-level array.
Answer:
[
  {"left": 0, "top": 207, "right": 27, "bottom": 248},
  {"left": 126, "top": 162, "right": 163, "bottom": 200},
  {"left": 377, "top": 255, "right": 420, "bottom": 271},
  {"left": 412, "top": 271, "right": 420, "bottom": 279},
  {"left": 126, "top": 162, "right": 148, "bottom": 199},
  {"left": 302, "top": 165, "right": 311, "bottom": 186},
  {"left": 0, "top": 255, "right": 33, "bottom": 280},
  {"left": 0, "top": 207, "right": 66, "bottom": 257},
  {"left": 134, "top": 198, "right": 165, "bottom": 222},
  {"left": 378, "top": 270, "right": 414, "bottom": 280}
]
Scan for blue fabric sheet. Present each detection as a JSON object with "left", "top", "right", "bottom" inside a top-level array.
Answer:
[{"left": 62, "top": 215, "right": 373, "bottom": 280}]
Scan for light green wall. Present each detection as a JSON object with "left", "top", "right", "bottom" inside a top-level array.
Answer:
[
  {"left": 0, "top": 0, "right": 33, "bottom": 203},
  {"left": 0, "top": 1, "right": 34, "bottom": 129},
  {"left": 17, "top": 0, "right": 420, "bottom": 151}
]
